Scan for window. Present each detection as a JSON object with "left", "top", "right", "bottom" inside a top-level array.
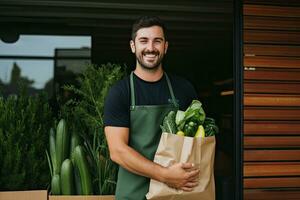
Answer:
[{"left": 0, "top": 35, "right": 91, "bottom": 97}]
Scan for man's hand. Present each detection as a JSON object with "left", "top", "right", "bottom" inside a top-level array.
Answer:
[{"left": 162, "top": 163, "right": 200, "bottom": 192}]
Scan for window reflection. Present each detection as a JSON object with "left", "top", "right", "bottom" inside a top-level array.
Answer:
[
  {"left": 0, "top": 35, "right": 91, "bottom": 97},
  {"left": 0, "top": 35, "right": 91, "bottom": 56},
  {"left": 0, "top": 60, "right": 53, "bottom": 96}
]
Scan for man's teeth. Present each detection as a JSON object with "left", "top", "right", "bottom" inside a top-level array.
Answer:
[{"left": 144, "top": 54, "right": 156, "bottom": 58}]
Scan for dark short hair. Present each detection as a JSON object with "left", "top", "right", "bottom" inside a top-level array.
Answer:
[{"left": 131, "top": 16, "right": 167, "bottom": 41}]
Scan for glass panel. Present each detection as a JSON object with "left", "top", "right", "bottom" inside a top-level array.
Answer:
[
  {"left": 0, "top": 59, "right": 53, "bottom": 96},
  {"left": 0, "top": 35, "right": 91, "bottom": 56},
  {"left": 0, "top": 35, "right": 91, "bottom": 97}
]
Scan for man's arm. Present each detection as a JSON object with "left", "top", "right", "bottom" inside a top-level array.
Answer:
[{"left": 105, "top": 126, "right": 199, "bottom": 191}]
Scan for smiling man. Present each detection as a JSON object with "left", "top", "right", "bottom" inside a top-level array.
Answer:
[
  {"left": 104, "top": 16, "right": 200, "bottom": 200},
  {"left": 131, "top": 25, "right": 166, "bottom": 71}
]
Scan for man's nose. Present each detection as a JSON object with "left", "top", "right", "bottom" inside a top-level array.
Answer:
[{"left": 146, "top": 41, "right": 155, "bottom": 51}]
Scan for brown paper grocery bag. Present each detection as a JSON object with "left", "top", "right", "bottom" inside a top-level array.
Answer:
[{"left": 146, "top": 132, "right": 216, "bottom": 200}]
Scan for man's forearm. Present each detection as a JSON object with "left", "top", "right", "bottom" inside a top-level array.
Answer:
[
  {"left": 111, "top": 144, "right": 166, "bottom": 182},
  {"left": 105, "top": 125, "right": 200, "bottom": 191}
]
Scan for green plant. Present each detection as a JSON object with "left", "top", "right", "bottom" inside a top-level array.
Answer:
[
  {"left": 60, "top": 158, "right": 75, "bottom": 195},
  {"left": 0, "top": 87, "right": 54, "bottom": 190},
  {"left": 73, "top": 145, "right": 93, "bottom": 195},
  {"left": 60, "top": 63, "right": 126, "bottom": 195},
  {"left": 55, "top": 119, "right": 69, "bottom": 174},
  {"left": 47, "top": 119, "right": 93, "bottom": 195}
]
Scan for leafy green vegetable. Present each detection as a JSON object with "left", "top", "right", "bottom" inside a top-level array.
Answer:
[
  {"left": 161, "top": 100, "right": 218, "bottom": 138},
  {"left": 175, "top": 110, "right": 185, "bottom": 126},
  {"left": 160, "top": 111, "right": 177, "bottom": 134},
  {"left": 204, "top": 117, "right": 219, "bottom": 137},
  {"left": 175, "top": 100, "right": 206, "bottom": 131}
]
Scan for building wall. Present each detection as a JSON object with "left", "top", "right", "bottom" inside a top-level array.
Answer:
[{"left": 243, "top": 0, "right": 300, "bottom": 199}]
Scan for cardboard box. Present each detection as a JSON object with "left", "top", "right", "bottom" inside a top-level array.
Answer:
[
  {"left": 0, "top": 190, "right": 47, "bottom": 200},
  {"left": 0, "top": 191, "right": 115, "bottom": 200},
  {"left": 49, "top": 195, "right": 114, "bottom": 200}
]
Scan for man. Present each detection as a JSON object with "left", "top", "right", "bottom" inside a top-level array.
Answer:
[{"left": 104, "top": 16, "right": 200, "bottom": 200}]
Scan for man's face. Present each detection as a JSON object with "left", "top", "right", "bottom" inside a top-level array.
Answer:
[{"left": 130, "top": 25, "right": 168, "bottom": 70}]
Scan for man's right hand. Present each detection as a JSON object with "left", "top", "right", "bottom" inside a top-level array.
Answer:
[{"left": 162, "top": 162, "right": 200, "bottom": 192}]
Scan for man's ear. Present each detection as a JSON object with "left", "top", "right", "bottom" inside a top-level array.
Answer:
[
  {"left": 130, "top": 40, "right": 135, "bottom": 53},
  {"left": 164, "top": 41, "right": 169, "bottom": 54}
]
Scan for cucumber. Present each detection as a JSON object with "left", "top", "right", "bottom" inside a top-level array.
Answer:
[
  {"left": 73, "top": 145, "right": 93, "bottom": 195},
  {"left": 51, "top": 174, "right": 61, "bottom": 195},
  {"left": 69, "top": 132, "right": 81, "bottom": 194},
  {"left": 73, "top": 162, "right": 83, "bottom": 194},
  {"left": 49, "top": 128, "right": 58, "bottom": 175},
  {"left": 61, "top": 159, "right": 75, "bottom": 195},
  {"left": 70, "top": 132, "right": 81, "bottom": 161},
  {"left": 56, "top": 119, "right": 69, "bottom": 173}
]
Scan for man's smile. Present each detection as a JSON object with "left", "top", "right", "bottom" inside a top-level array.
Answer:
[{"left": 143, "top": 52, "right": 159, "bottom": 61}]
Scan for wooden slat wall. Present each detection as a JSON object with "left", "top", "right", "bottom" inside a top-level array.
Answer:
[{"left": 243, "top": 1, "right": 300, "bottom": 199}]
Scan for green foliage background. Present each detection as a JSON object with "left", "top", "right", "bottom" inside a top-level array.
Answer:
[
  {"left": 0, "top": 63, "right": 125, "bottom": 194},
  {"left": 0, "top": 88, "right": 54, "bottom": 190}
]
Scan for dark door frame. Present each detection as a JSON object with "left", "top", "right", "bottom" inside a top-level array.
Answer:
[{"left": 234, "top": 0, "right": 243, "bottom": 199}]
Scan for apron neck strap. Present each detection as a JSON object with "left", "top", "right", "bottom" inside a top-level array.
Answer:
[
  {"left": 130, "top": 72, "right": 136, "bottom": 107},
  {"left": 130, "top": 71, "right": 178, "bottom": 108},
  {"left": 165, "top": 73, "right": 178, "bottom": 107}
]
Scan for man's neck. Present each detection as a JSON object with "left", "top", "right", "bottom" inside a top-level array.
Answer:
[{"left": 134, "top": 65, "right": 164, "bottom": 82}]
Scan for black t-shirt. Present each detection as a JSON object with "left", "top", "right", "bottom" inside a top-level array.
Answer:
[{"left": 104, "top": 72, "right": 198, "bottom": 127}]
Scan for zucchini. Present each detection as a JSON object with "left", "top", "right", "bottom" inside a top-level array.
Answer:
[
  {"left": 49, "top": 128, "right": 58, "bottom": 175},
  {"left": 56, "top": 119, "right": 69, "bottom": 173},
  {"left": 70, "top": 132, "right": 82, "bottom": 194},
  {"left": 70, "top": 132, "right": 81, "bottom": 161},
  {"left": 73, "top": 162, "right": 83, "bottom": 194},
  {"left": 73, "top": 145, "right": 93, "bottom": 195},
  {"left": 61, "top": 159, "right": 75, "bottom": 195},
  {"left": 51, "top": 174, "right": 61, "bottom": 195}
]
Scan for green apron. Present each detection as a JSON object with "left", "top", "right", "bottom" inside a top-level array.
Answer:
[{"left": 115, "top": 72, "right": 178, "bottom": 200}]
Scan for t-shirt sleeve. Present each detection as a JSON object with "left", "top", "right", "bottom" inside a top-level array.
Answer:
[{"left": 104, "top": 81, "right": 130, "bottom": 128}]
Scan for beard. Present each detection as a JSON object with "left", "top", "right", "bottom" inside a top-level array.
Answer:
[{"left": 136, "top": 49, "right": 165, "bottom": 71}]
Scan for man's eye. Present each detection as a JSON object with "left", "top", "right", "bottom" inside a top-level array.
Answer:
[{"left": 140, "top": 40, "right": 147, "bottom": 43}]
